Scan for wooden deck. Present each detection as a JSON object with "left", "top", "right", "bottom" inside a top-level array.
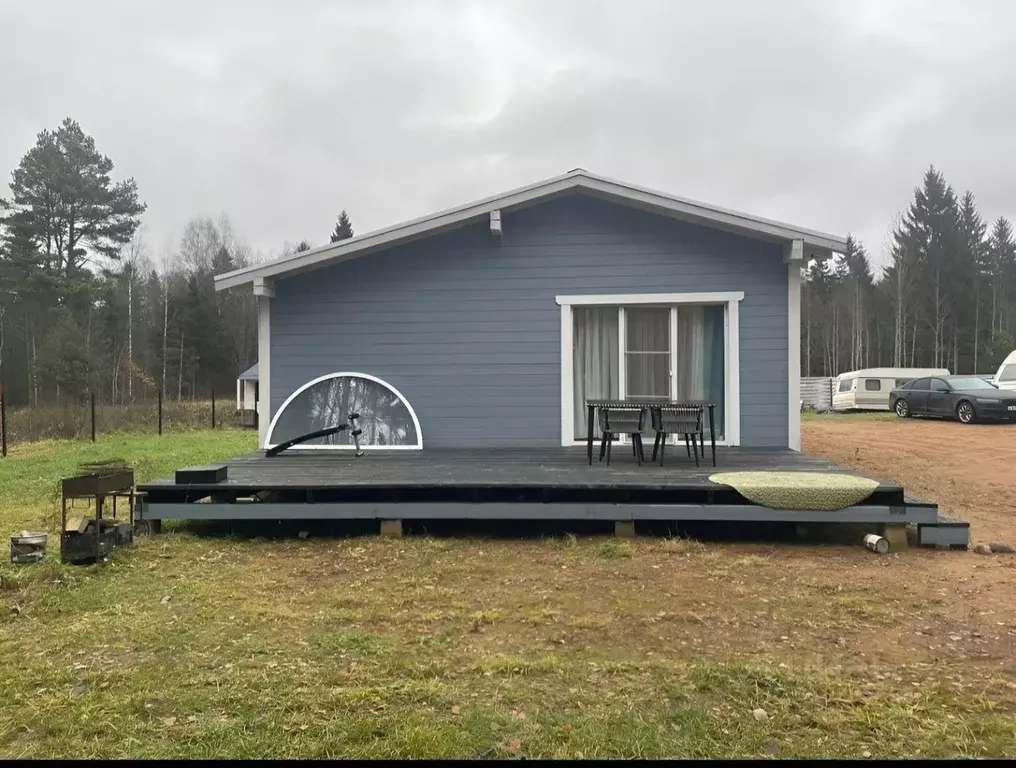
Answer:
[
  {"left": 136, "top": 447, "right": 944, "bottom": 528},
  {"left": 141, "top": 447, "right": 894, "bottom": 493}
]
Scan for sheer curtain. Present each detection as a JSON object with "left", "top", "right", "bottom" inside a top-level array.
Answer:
[
  {"left": 573, "top": 307, "right": 618, "bottom": 439},
  {"left": 625, "top": 308, "right": 670, "bottom": 400},
  {"left": 676, "top": 305, "right": 725, "bottom": 439}
]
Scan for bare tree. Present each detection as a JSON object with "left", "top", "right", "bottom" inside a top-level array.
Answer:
[
  {"left": 121, "top": 226, "right": 147, "bottom": 401},
  {"left": 158, "top": 241, "right": 176, "bottom": 399}
]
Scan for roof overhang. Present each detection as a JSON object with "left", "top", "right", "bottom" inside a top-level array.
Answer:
[{"left": 215, "top": 169, "right": 848, "bottom": 291}]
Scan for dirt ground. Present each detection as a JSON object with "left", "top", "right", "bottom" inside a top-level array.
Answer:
[
  {"left": 798, "top": 416, "right": 1016, "bottom": 684},
  {"left": 804, "top": 417, "right": 1016, "bottom": 544}
]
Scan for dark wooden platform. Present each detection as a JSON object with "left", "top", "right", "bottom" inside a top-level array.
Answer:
[{"left": 137, "top": 447, "right": 943, "bottom": 527}]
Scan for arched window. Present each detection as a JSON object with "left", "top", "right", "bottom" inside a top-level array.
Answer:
[{"left": 265, "top": 372, "right": 423, "bottom": 450}]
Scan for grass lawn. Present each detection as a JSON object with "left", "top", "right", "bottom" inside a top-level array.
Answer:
[{"left": 1, "top": 431, "right": 1014, "bottom": 759}]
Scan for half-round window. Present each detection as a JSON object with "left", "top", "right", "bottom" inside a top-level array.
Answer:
[{"left": 265, "top": 372, "right": 422, "bottom": 450}]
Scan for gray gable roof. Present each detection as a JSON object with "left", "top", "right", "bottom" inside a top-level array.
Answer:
[
  {"left": 238, "top": 362, "right": 258, "bottom": 381},
  {"left": 216, "top": 168, "right": 848, "bottom": 291}
]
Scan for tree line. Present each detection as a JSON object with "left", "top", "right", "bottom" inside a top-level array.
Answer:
[
  {"left": 3, "top": 120, "right": 1013, "bottom": 408},
  {"left": 803, "top": 166, "right": 1015, "bottom": 377},
  {"left": 0, "top": 118, "right": 354, "bottom": 407}
]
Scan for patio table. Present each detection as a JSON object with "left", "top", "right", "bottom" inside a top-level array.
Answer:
[{"left": 585, "top": 399, "right": 716, "bottom": 467}]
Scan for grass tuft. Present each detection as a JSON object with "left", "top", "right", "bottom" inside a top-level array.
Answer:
[{"left": 596, "top": 541, "right": 633, "bottom": 559}]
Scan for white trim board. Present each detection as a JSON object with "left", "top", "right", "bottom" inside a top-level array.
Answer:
[
  {"left": 215, "top": 169, "right": 847, "bottom": 291},
  {"left": 556, "top": 292, "right": 744, "bottom": 307},
  {"left": 264, "top": 371, "right": 424, "bottom": 451},
  {"left": 257, "top": 294, "right": 272, "bottom": 448},
  {"left": 787, "top": 250, "right": 803, "bottom": 451},
  {"left": 560, "top": 292, "right": 743, "bottom": 447}
]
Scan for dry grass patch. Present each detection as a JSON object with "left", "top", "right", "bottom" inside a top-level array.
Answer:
[{"left": 3, "top": 432, "right": 1016, "bottom": 758}]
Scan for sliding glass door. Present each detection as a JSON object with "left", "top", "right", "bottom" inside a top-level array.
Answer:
[{"left": 572, "top": 304, "right": 726, "bottom": 440}]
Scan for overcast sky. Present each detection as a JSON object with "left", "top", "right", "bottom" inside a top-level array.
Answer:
[{"left": 2, "top": 0, "right": 1014, "bottom": 267}]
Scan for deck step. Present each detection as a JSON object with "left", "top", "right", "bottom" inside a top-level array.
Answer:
[
  {"left": 175, "top": 465, "right": 228, "bottom": 485},
  {"left": 915, "top": 515, "right": 970, "bottom": 549}
]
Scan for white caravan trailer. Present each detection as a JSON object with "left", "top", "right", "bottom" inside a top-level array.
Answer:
[
  {"left": 993, "top": 350, "right": 1016, "bottom": 392},
  {"left": 832, "top": 367, "right": 950, "bottom": 411}
]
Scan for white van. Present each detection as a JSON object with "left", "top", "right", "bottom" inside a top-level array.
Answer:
[
  {"left": 992, "top": 350, "right": 1016, "bottom": 392},
  {"left": 832, "top": 368, "right": 951, "bottom": 411}
]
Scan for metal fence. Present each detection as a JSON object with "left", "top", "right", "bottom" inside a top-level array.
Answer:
[
  {"left": 801, "top": 377, "right": 835, "bottom": 411},
  {"left": 0, "top": 388, "right": 248, "bottom": 455}
]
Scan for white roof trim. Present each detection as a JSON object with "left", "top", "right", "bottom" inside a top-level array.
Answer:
[{"left": 216, "top": 169, "right": 849, "bottom": 291}]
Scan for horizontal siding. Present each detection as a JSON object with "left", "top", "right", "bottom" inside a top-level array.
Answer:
[{"left": 272, "top": 193, "right": 788, "bottom": 447}]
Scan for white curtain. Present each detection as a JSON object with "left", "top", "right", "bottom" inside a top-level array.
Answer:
[
  {"left": 573, "top": 307, "right": 618, "bottom": 439},
  {"left": 625, "top": 307, "right": 670, "bottom": 399},
  {"left": 676, "top": 305, "right": 725, "bottom": 438}
]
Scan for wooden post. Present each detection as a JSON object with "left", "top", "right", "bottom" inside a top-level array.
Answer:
[
  {"left": 158, "top": 389, "right": 163, "bottom": 435},
  {"left": 211, "top": 384, "right": 216, "bottom": 429},
  {"left": 1, "top": 389, "right": 6, "bottom": 458},
  {"left": 882, "top": 524, "right": 909, "bottom": 552},
  {"left": 380, "top": 520, "right": 404, "bottom": 537},
  {"left": 614, "top": 521, "right": 636, "bottom": 538},
  {"left": 90, "top": 392, "right": 96, "bottom": 442}
]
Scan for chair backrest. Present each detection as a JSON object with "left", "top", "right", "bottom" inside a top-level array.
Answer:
[
  {"left": 653, "top": 405, "right": 702, "bottom": 432},
  {"left": 599, "top": 406, "right": 646, "bottom": 433}
]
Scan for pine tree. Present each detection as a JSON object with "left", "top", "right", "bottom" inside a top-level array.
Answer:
[
  {"left": 37, "top": 307, "right": 91, "bottom": 400},
  {"left": 890, "top": 166, "right": 961, "bottom": 368},
  {"left": 956, "top": 192, "right": 988, "bottom": 372},
  {"left": 986, "top": 217, "right": 1016, "bottom": 338},
  {"left": 330, "top": 210, "right": 354, "bottom": 242},
  {"left": 0, "top": 118, "right": 146, "bottom": 275}
]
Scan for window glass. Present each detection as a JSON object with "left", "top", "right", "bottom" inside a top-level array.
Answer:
[
  {"left": 625, "top": 307, "right": 670, "bottom": 401},
  {"left": 911, "top": 378, "right": 931, "bottom": 391},
  {"left": 267, "top": 374, "right": 421, "bottom": 448},
  {"left": 864, "top": 379, "right": 881, "bottom": 391},
  {"left": 931, "top": 378, "right": 950, "bottom": 393},
  {"left": 837, "top": 379, "right": 853, "bottom": 393},
  {"left": 947, "top": 377, "right": 996, "bottom": 390},
  {"left": 895, "top": 379, "right": 912, "bottom": 389}
]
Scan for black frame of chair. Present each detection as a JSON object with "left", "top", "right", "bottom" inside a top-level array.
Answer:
[
  {"left": 650, "top": 406, "right": 703, "bottom": 467},
  {"left": 597, "top": 406, "right": 647, "bottom": 466}
]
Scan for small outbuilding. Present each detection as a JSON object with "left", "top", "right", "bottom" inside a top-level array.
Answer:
[{"left": 236, "top": 363, "right": 259, "bottom": 428}]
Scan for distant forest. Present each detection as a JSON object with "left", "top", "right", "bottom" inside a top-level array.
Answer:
[
  {"left": 1, "top": 119, "right": 1014, "bottom": 408},
  {"left": 0, "top": 118, "right": 352, "bottom": 406},
  {"left": 803, "top": 168, "right": 1015, "bottom": 377}
]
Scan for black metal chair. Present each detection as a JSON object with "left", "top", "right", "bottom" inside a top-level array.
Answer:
[
  {"left": 598, "top": 406, "right": 647, "bottom": 466},
  {"left": 651, "top": 406, "right": 703, "bottom": 467}
]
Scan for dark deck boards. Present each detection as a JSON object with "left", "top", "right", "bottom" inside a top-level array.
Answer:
[
  {"left": 140, "top": 447, "right": 898, "bottom": 490},
  {"left": 134, "top": 447, "right": 953, "bottom": 529}
]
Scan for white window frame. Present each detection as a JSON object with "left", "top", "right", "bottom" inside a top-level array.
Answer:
[
  {"left": 556, "top": 292, "right": 743, "bottom": 447},
  {"left": 264, "top": 371, "right": 424, "bottom": 450}
]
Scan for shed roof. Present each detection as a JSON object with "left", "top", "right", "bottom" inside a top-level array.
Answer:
[
  {"left": 238, "top": 363, "right": 258, "bottom": 381},
  {"left": 215, "top": 168, "right": 849, "bottom": 291}
]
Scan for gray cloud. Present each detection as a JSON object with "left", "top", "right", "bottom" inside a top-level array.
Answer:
[{"left": 1, "top": 0, "right": 1014, "bottom": 266}]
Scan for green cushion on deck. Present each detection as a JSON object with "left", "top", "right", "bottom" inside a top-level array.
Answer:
[{"left": 708, "top": 471, "right": 879, "bottom": 511}]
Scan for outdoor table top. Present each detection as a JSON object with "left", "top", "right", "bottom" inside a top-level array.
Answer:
[{"left": 585, "top": 399, "right": 715, "bottom": 408}]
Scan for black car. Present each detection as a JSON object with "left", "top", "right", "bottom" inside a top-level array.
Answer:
[{"left": 890, "top": 375, "right": 1016, "bottom": 424}]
